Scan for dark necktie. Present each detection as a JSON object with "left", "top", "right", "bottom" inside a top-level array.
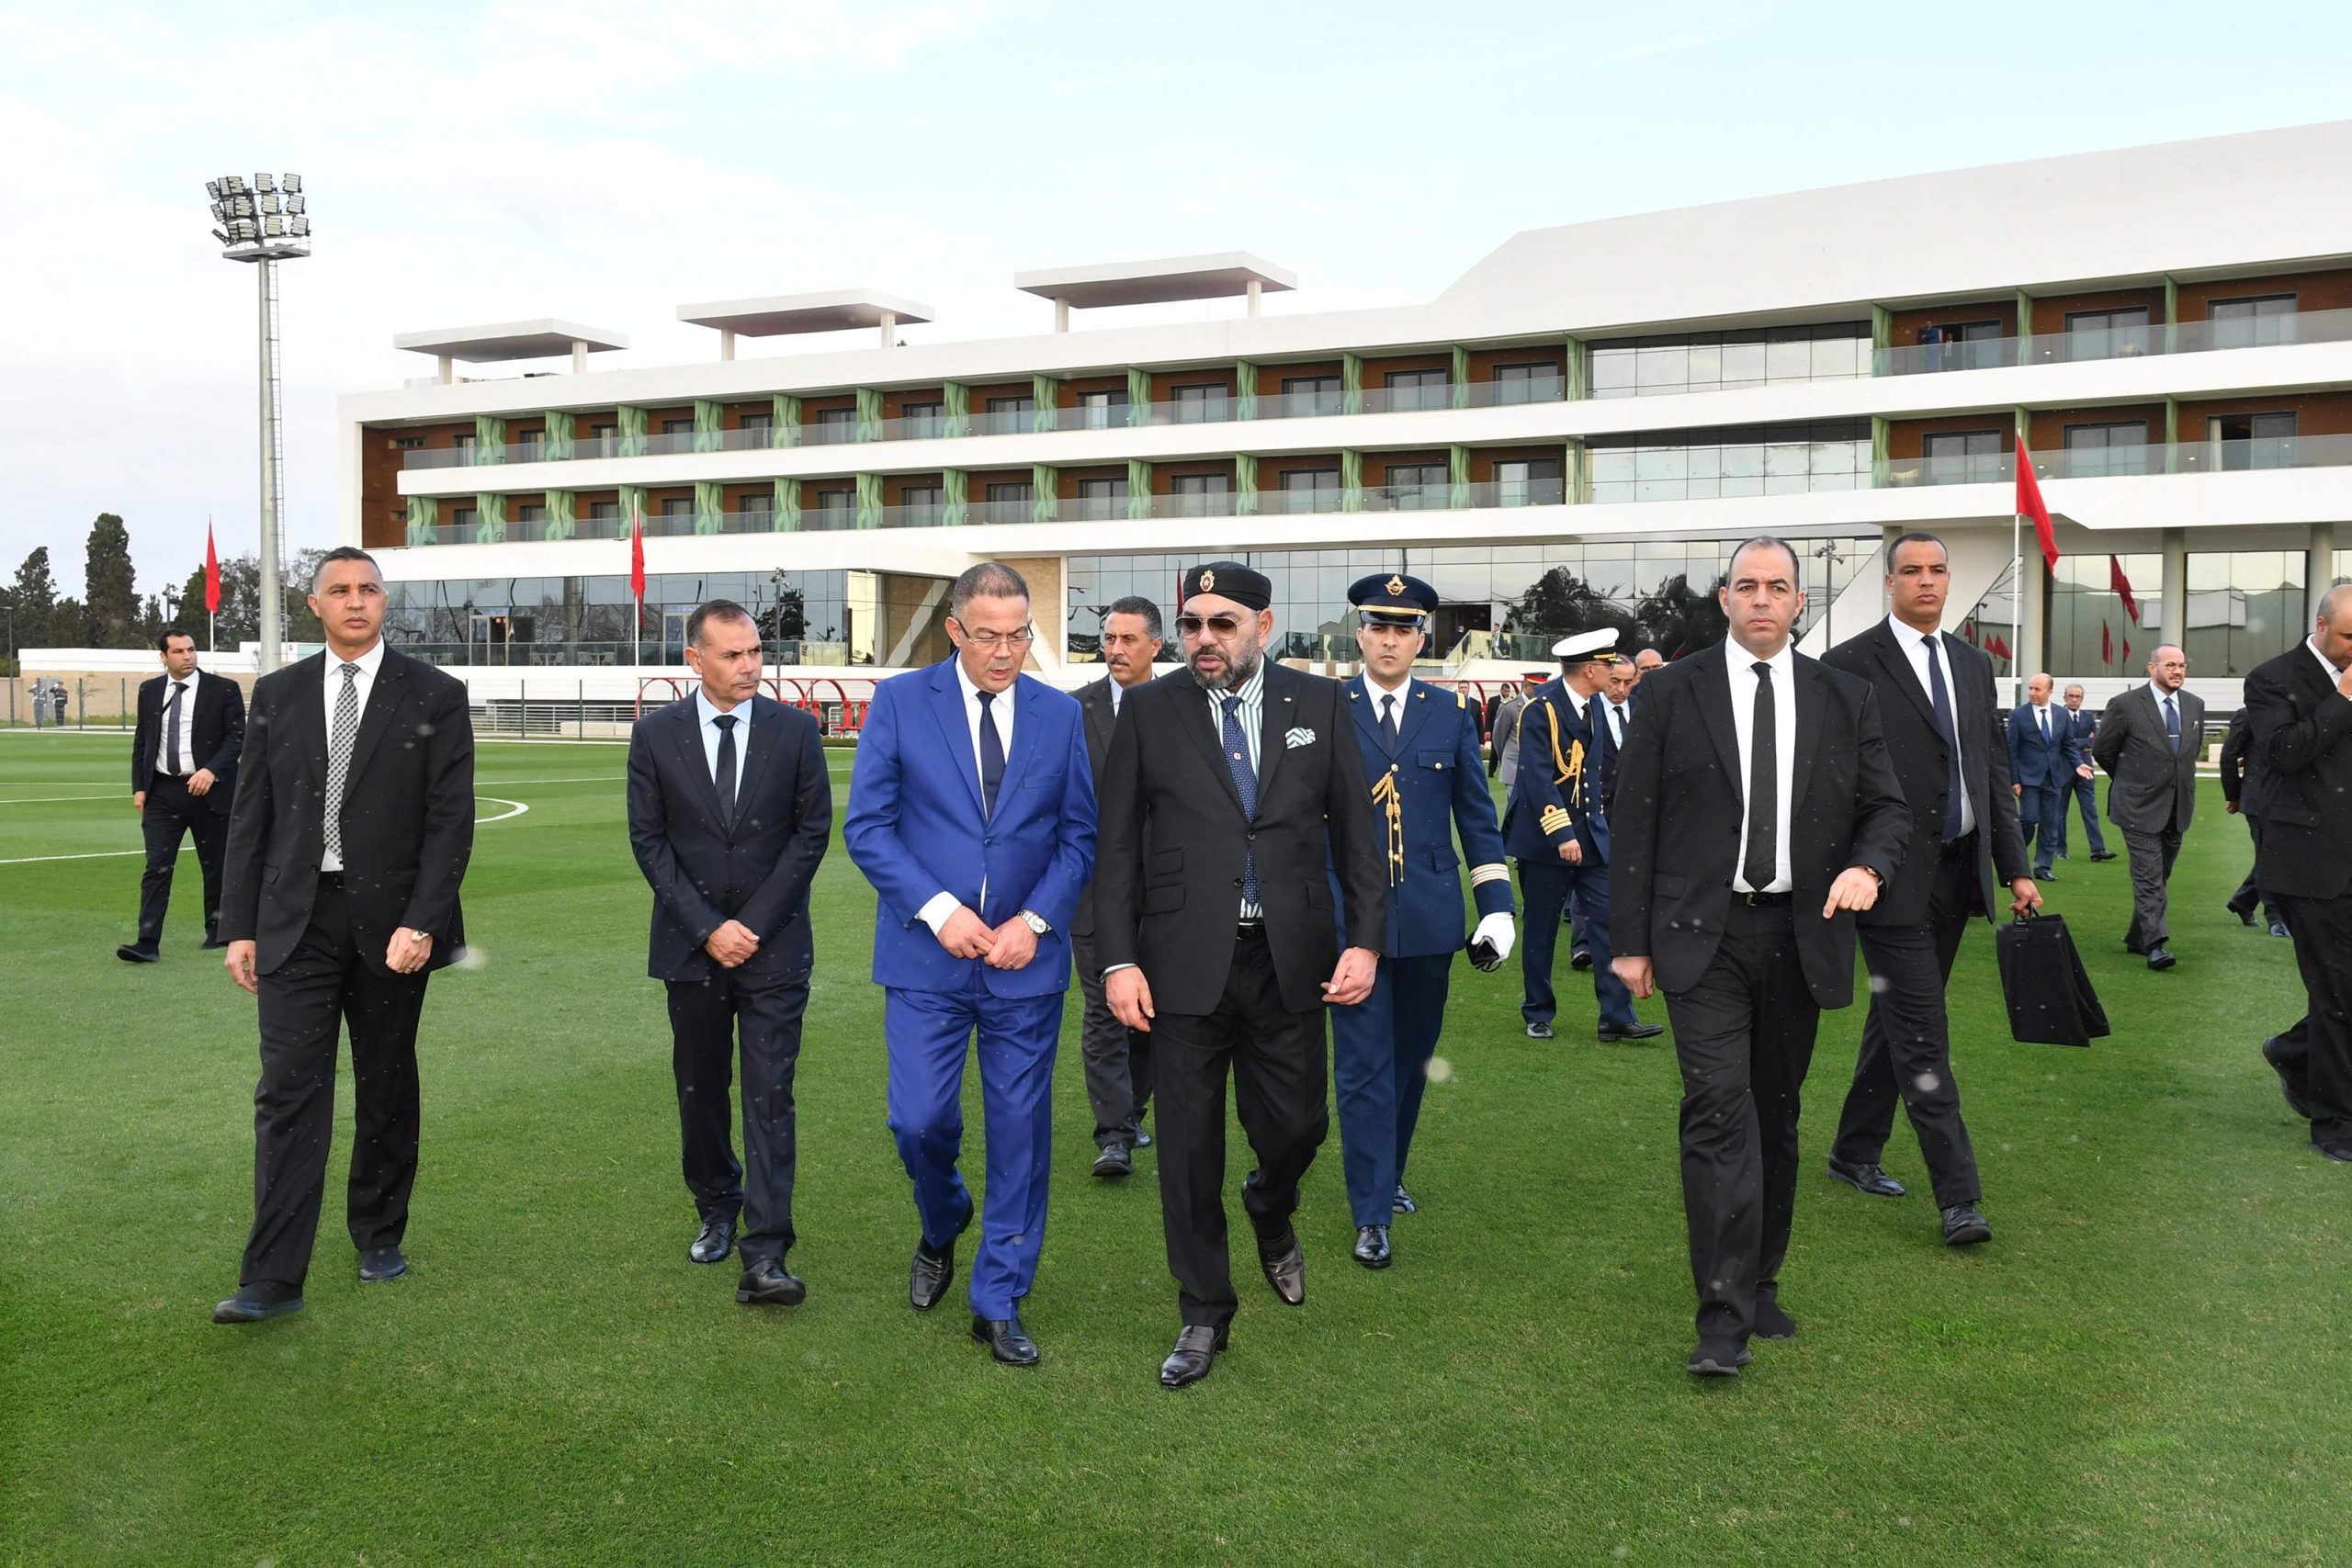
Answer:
[
  {"left": 1222, "top": 694, "right": 1261, "bottom": 908},
  {"left": 712, "top": 713, "right": 738, "bottom": 830},
  {"left": 1379, "top": 693, "right": 1399, "bottom": 752},
  {"left": 1921, "top": 636, "right": 1963, "bottom": 841},
  {"left": 324, "top": 663, "right": 359, "bottom": 865},
  {"left": 1744, "top": 661, "right": 1777, "bottom": 892},
  {"left": 165, "top": 681, "right": 186, "bottom": 775},
  {"left": 2039, "top": 707, "right": 2051, "bottom": 748},
  {"left": 978, "top": 689, "right": 1005, "bottom": 817},
  {"left": 1609, "top": 704, "right": 1624, "bottom": 747},
  {"left": 2162, "top": 694, "right": 2180, "bottom": 751}
]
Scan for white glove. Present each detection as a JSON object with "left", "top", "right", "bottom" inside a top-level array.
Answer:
[{"left": 1473, "top": 912, "right": 1516, "bottom": 963}]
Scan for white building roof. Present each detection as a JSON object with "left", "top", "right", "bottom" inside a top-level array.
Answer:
[
  {"left": 392, "top": 320, "right": 628, "bottom": 363},
  {"left": 1014, "top": 252, "right": 1297, "bottom": 309},
  {"left": 677, "top": 289, "right": 934, "bottom": 337}
]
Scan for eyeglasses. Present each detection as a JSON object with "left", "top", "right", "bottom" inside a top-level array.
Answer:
[
  {"left": 958, "top": 626, "right": 1037, "bottom": 649},
  {"left": 1175, "top": 613, "right": 1247, "bottom": 637}
]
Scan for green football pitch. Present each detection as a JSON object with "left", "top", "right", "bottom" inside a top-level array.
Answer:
[{"left": 2, "top": 730, "right": 2345, "bottom": 1564}]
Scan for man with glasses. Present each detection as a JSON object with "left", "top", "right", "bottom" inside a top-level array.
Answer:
[
  {"left": 1094, "top": 561, "right": 1385, "bottom": 1388},
  {"left": 1329, "top": 572, "right": 1516, "bottom": 1269},
  {"left": 2092, "top": 646, "right": 2205, "bottom": 971},
  {"left": 845, "top": 563, "right": 1096, "bottom": 1368}
]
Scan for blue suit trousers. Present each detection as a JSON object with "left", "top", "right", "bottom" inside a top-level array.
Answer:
[
  {"left": 1331, "top": 951, "right": 1454, "bottom": 1227},
  {"left": 1519, "top": 858, "right": 1635, "bottom": 1032}
]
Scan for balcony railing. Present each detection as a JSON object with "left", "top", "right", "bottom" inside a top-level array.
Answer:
[
  {"left": 1875, "top": 435, "right": 2352, "bottom": 488},
  {"left": 1872, "top": 304, "right": 2352, "bottom": 377}
]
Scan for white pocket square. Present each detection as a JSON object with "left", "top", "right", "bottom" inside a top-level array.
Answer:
[{"left": 1284, "top": 728, "right": 1317, "bottom": 749}]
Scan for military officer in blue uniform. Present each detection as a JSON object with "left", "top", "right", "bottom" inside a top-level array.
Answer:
[
  {"left": 1508, "top": 629, "right": 1664, "bottom": 1045},
  {"left": 1330, "top": 572, "right": 1518, "bottom": 1270}
]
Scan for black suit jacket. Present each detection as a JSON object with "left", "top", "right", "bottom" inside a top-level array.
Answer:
[
  {"left": 1607, "top": 641, "right": 1910, "bottom": 1008},
  {"left": 130, "top": 670, "right": 245, "bottom": 814},
  {"left": 2091, "top": 683, "right": 2204, "bottom": 834},
  {"left": 1092, "top": 664, "right": 1386, "bottom": 1016},
  {"left": 1823, "top": 620, "right": 2027, "bottom": 927},
  {"left": 627, "top": 694, "right": 831, "bottom": 981},
  {"left": 2218, "top": 706, "right": 2274, "bottom": 817},
  {"left": 2245, "top": 645, "right": 2352, "bottom": 902},
  {"left": 1069, "top": 676, "right": 1122, "bottom": 942},
  {"left": 220, "top": 649, "right": 474, "bottom": 976}
]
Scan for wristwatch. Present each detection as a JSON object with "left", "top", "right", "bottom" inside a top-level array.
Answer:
[{"left": 1018, "top": 909, "right": 1051, "bottom": 936}]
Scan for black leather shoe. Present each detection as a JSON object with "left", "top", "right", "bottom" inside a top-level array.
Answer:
[
  {"left": 1092, "top": 1142, "right": 1134, "bottom": 1179},
  {"left": 1826, "top": 1156, "right": 1905, "bottom": 1198},
  {"left": 2270, "top": 922, "right": 2292, "bottom": 939},
  {"left": 971, "top": 1313, "right": 1040, "bottom": 1366},
  {"left": 2036, "top": 868, "right": 2058, "bottom": 882},
  {"left": 1392, "top": 1183, "right": 1416, "bottom": 1215},
  {"left": 736, "top": 1258, "right": 806, "bottom": 1306},
  {"left": 1160, "top": 1324, "right": 1228, "bottom": 1388},
  {"left": 1753, "top": 1300, "right": 1797, "bottom": 1340},
  {"left": 212, "top": 1282, "right": 303, "bottom": 1324},
  {"left": 690, "top": 1214, "right": 736, "bottom": 1266},
  {"left": 1570, "top": 948, "right": 1593, "bottom": 971},
  {"left": 1598, "top": 1021, "right": 1666, "bottom": 1043},
  {"left": 1687, "top": 1338, "right": 1752, "bottom": 1377},
  {"left": 2091, "top": 851, "right": 2118, "bottom": 862},
  {"left": 2264, "top": 1036, "right": 2315, "bottom": 1121},
  {"left": 1941, "top": 1203, "right": 1992, "bottom": 1246},
  {"left": 115, "top": 944, "right": 159, "bottom": 964},
  {"left": 1135, "top": 1129, "right": 1152, "bottom": 1150},
  {"left": 1257, "top": 1232, "right": 1305, "bottom": 1305},
  {"left": 2146, "top": 946, "right": 2177, "bottom": 971},
  {"left": 910, "top": 1205, "right": 973, "bottom": 1312},
  {"left": 1524, "top": 1021, "right": 1554, "bottom": 1040},
  {"left": 2228, "top": 900, "right": 2257, "bottom": 927},
  {"left": 1352, "top": 1224, "right": 1392, "bottom": 1269},
  {"left": 201, "top": 936, "right": 230, "bottom": 951},
  {"left": 357, "top": 1246, "right": 407, "bottom": 1283}
]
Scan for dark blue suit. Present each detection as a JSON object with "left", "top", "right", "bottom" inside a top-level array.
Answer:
[
  {"left": 2061, "top": 705, "right": 2109, "bottom": 856},
  {"left": 844, "top": 659, "right": 1096, "bottom": 1318},
  {"left": 1329, "top": 677, "right": 1514, "bottom": 1227},
  {"left": 2006, "top": 701, "right": 2084, "bottom": 875},
  {"left": 1508, "top": 680, "right": 1636, "bottom": 1032}
]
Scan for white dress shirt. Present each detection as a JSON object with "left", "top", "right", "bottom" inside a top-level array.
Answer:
[
  {"left": 1604, "top": 699, "right": 1626, "bottom": 749},
  {"left": 1214, "top": 663, "right": 1268, "bottom": 918},
  {"left": 157, "top": 670, "right": 201, "bottom": 776},
  {"left": 1360, "top": 670, "right": 1409, "bottom": 735},
  {"left": 1727, "top": 641, "right": 1797, "bottom": 894},
  {"left": 693, "top": 687, "right": 750, "bottom": 804},
  {"left": 320, "top": 639, "right": 386, "bottom": 873},
  {"left": 2145, "top": 680, "right": 2185, "bottom": 749},
  {"left": 1886, "top": 615, "right": 1974, "bottom": 837},
  {"left": 918, "top": 661, "right": 1020, "bottom": 934}
]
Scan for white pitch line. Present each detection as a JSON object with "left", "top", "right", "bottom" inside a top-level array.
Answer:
[
  {"left": 477, "top": 795, "right": 531, "bottom": 824},
  {"left": 0, "top": 847, "right": 168, "bottom": 865},
  {"left": 0, "top": 793, "right": 133, "bottom": 805}
]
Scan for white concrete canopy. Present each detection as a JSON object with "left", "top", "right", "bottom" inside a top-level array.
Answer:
[
  {"left": 392, "top": 320, "right": 628, "bottom": 363},
  {"left": 677, "top": 289, "right": 935, "bottom": 337},
  {"left": 1014, "top": 253, "right": 1297, "bottom": 310}
]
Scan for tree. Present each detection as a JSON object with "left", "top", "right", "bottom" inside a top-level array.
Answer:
[
  {"left": 283, "top": 547, "right": 327, "bottom": 642},
  {"left": 1632, "top": 571, "right": 1729, "bottom": 659},
  {"left": 1501, "top": 567, "right": 1638, "bottom": 645},
  {"left": 11, "top": 547, "right": 59, "bottom": 648},
  {"left": 172, "top": 555, "right": 262, "bottom": 649},
  {"left": 83, "top": 513, "right": 142, "bottom": 648}
]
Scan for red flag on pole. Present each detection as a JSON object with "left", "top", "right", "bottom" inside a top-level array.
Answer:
[
  {"left": 2016, "top": 435, "right": 2060, "bottom": 572},
  {"left": 2121, "top": 637, "right": 2132, "bottom": 667},
  {"left": 2101, "top": 620, "right": 2113, "bottom": 664},
  {"left": 1988, "top": 633, "right": 2012, "bottom": 661},
  {"left": 628, "top": 497, "right": 646, "bottom": 604},
  {"left": 203, "top": 518, "right": 220, "bottom": 615},
  {"left": 2109, "top": 555, "right": 2140, "bottom": 624}
]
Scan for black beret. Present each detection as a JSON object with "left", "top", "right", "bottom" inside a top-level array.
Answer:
[{"left": 1182, "top": 560, "right": 1271, "bottom": 612}]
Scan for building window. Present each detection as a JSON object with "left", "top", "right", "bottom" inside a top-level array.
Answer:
[
  {"left": 901, "top": 401, "right": 944, "bottom": 438},
  {"left": 2203, "top": 411, "right": 2297, "bottom": 470},
  {"left": 1494, "top": 363, "right": 1561, "bottom": 404},
  {"left": 1590, "top": 322, "right": 1869, "bottom": 399},
  {"left": 1280, "top": 468, "right": 1341, "bottom": 513},
  {"left": 662, "top": 418, "right": 693, "bottom": 435},
  {"left": 1280, "top": 375, "right": 1343, "bottom": 417},
  {"left": 514, "top": 503, "right": 546, "bottom": 522},
  {"left": 587, "top": 423, "right": 616, "bottom": 455},
  {"left": 1076, "top": 476, "right": 1129, "bottom": 520},
  {"left": 1920, "top": 429, "right": 2007, "bottom": 485},
  {"left": 1493, "top": 458, "right": 1563, "bottom": 506},
  {"left": 2210, "top": 293, "right": 2299, "bottom": 349},
  {"left": 983, "top": 395, "right": 1035, "bottom": 435},
  {"left": 1587, "top": 421, "right": 1869, "bottom": 502},
  {"left": 813, "top": 408, "right": 856, "bottom": 443},
  {"left": 1382, "top": 369, "right": 1449, "bottom": 412},
  {"left": 2060, "top": 421, "right": 2154, "bottom": 478},
  {"left": 2062, "top": 306, "right": 2153, "bottom": 361},
  {"left": 739, "top": 492, "right": 772, "bottom": 518},
  {"left": 899, "top": 485, "right": 944, "bottom": 525},
  {"left": 452, "top": 433, "right": 477, "bottom": 450},
  {"left": 392, "top": 434, "right": 426, "bottom": 450},
  {"left": 1077, "top": 389, "right": 1130, "bottom": 430},
  {"left": 2049, "top": 551, "right": 2162, "bottom": 676},
  {"left": 1381, "top": 462, "right": 1450, "bottom": 509},
  {"left": 740, "top": 412, "right": 772, "bottom": 433},
  {"left": 1907, "top": 321, "right": 2006, "bottom": 373},
  {"left": 1170, "top": 384, "right": 1229, "bottom": 423},
  {"left": 1167, "top": 472, "right": 1231, "bottom": 516},
  {"left": 984, "top": 480, "right": 1034, "bottom": 522},
  {"left": 809, "top": 489, "right": 854, "bottom": 529}
]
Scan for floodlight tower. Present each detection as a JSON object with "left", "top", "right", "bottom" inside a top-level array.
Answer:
[{"left": 206, "top": 173, "right": 312, "bottom": 673}]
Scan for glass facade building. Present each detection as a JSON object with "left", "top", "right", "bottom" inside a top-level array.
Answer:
[
  {"left": 1589, "top": 323, "right": 1871, "bottom": 399},
  {"left": 1587, "top": 422, "right": 1870, "bottom": 503},
  {"left": 385, "top": 570, "right": 856, "bottom": 666}
]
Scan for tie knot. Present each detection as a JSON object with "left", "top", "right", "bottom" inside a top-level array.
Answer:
[
  {"left": 339, "top": 663, "right": 359, "bottom": 680},
  {"left": 977, "top": 689, "right": 995, "bottom": 709},
  {"left": 1921, "top": 634, "right": 1937, "bottom": 651},
  {"left": 1752, "top": 660, "right": 1770, "bottom": 678},
  {"left": 712, "top": 713, "right": 736, "bottom": 731},
  {"left": 1222, "top": 695, "right": 1242, "bottom": 717}
]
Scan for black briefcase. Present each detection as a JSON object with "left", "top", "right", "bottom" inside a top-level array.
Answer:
[{"left": 1994, "top": 912, "right": 2110, "bottom": 1048}]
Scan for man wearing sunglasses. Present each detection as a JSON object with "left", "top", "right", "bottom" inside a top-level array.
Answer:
[
  {"left": 844, "top": 562, "right": 1097, "bottom": 1369},
  {"left": 1329, "top": 572, "right": 1516, "bottom": 1270},
  {"left": 1094, "top": 560, "right": 1387, "bottom": 1388}
]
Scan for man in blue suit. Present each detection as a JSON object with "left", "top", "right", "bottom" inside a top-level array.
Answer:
[
  {"left": 2059, "top": 684, "right": 2116, "bottom": 862},
  {"left": 2007, "top": 671, "right": 2086, "bottom": 880},
  {"left": 844, "top": 563, "right": 1096, "bottom": 1368},
  {"left": 1329, "top": 573, "right": 1517, "bottom": 1270},
  {"left": 1508, "top": 630, "right": 1662, "bottom": 1044}
]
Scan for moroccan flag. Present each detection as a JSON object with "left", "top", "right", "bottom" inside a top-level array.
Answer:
[
  {"left": 1989, "top": 633, "right": 2012, "bottom": 660},
  {"left": 2109, "top": 555, "right": 2140, "bottom": 624},
  {"left": 628, "top": 497, "right": 646, "bottom": 605},
  {"left": 203, "top": 519, "right": 220, "bottom": 615},
  {"left": 2101, "top": 620, "right": 2113, "bottom": 664},
  {"left": 2016, "top": 435, "right": 2060, "bottom": 572},
  {"left": 2122, "top": 637, "right": 2132, "bottom": 667}
]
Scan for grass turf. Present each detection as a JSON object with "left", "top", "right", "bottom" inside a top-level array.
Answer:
[{"left": 0, "top": 730, "right": 2345, "bottom": 1565}]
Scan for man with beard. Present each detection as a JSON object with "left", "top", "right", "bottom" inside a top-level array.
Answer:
[
  {"left": 2092, "top": 645, "right": 2206, "bottom": 971},
  {"left": 1094, "top": 561, "right": 1385, "bottom": 1388}
]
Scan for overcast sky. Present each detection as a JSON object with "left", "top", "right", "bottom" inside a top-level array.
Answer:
[{"left": 6, "top": 0, "right": 2351, "bottom": 601}]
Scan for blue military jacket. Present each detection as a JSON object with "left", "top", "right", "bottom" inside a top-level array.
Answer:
[
  {"left": 1504, "top": 678, "right": 1612, "bottom": 864},
  {"left": 1332, "top": 675, "right": 1514, "bottom": 958}
]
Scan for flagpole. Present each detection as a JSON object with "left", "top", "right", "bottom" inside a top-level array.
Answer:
[{"left": 2011, "top": 505, "right": 2022, "bottom": 706}]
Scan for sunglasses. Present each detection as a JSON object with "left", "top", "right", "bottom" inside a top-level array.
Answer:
[{"left": 1175, "top": 613, "right": 1248, "bottom": 638}]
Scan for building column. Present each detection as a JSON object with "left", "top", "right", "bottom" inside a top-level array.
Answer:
[
  {"left": 2313, "top": 522, "right": 2340, "bottom": 619},
  {"left": 570, "top": 340, "right": 587, "bottom": 374},
  {"left": 2019, "top": 550, "right": 2047, "bottom": 683},
  {"left": 877, "top": 310, "right": 896, "bottom": 349},
  {"left": 1054, "top": 299, "right": 1070, "bottom": 333},
  {"left": 437, "top": 354, "right": 455, "bottom": 385},
  {"left": 1001, "top": 556, "right": 1066, "bottom": 669},
  {"left": 2160, "top": 527, "right": 2188, "bottom": 654},
  {"left": 719, "top": 328, "right": 737, "bottom": 362},
  {"left": 1246, "top": 279, "right": 1261, "bottom": 317}
]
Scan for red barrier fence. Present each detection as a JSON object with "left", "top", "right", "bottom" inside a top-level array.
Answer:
[{"left": 637, "top": 674, "right": 881, "bottom": 732}]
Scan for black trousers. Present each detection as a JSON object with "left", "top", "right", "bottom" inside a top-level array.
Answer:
[
  {"left": 2227, "top": 817, "right": 2284, "bottom": 930},
  {"left": 135, "top": 775, "right": 227, "bottom": 949},
  {"left": 1070, "top": 929, "right": 1153, "bottom": 1148},
  {"left": 1153, "top": 927, "right": 1328, "bottom": 1330},
  {"left": 2272, "top": 891, "right": 2352, "bottom": 1147},
  {"left": 2121, "top": 824, "right": 2184, "bottom": 951},
  {"left": 1661, "top": 899, "right": 1821, "bottom": 1346},
  {"left": 241, "top": 875, "right": 431, "bottom": 1289},
  {"left": 664, "top": 964, "right": 810, "bottom": 1266},
  {"left": 1831, "top": 840, "right": 1983, "bottom": 1207}
]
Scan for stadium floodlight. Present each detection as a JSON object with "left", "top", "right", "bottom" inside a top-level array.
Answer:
[{"left": 203, "top": 172, "right": 314, "bottom": 676}]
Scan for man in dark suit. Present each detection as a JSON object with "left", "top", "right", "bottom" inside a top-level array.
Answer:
[
  {"left": 2006, "top": 672, "right": 2086, "bottom": 880},
  {"left": 2220, "top": 706, "right": 2289, "bottom": 938},
  {"left": 1822, "top": 533, "right": 2038, "bottom": 1248},
  {"left": 627, "top": 600, "right": 831, "bottom": 1309},
  {"left": 212, "top": 547, "right": 474, "bottom": 1324},
  {"left": 1095, "top": 560, "right": 1385, "bottom": 1388},
  {"left": 1610, "top": 536, "right": 1908, "bottom": 1376},
  {"left": 845, "top": 563, "right": 1095, "bottom": 1368},
  {"left": 119, "top": 629, "right": 244, "bottom": 961},
  {"left": 2245, "top": 585, "right": 2352, "bottom": 1160},
  {"left": 2092, "top": 645, "right": 2205, "bottom": 971},
  {"left": 2059, "top": 685, "right": 2115, "bottom": 862},
  {"left": 1071, "top": 595, "right": 1163, "bottom": 1179}
]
